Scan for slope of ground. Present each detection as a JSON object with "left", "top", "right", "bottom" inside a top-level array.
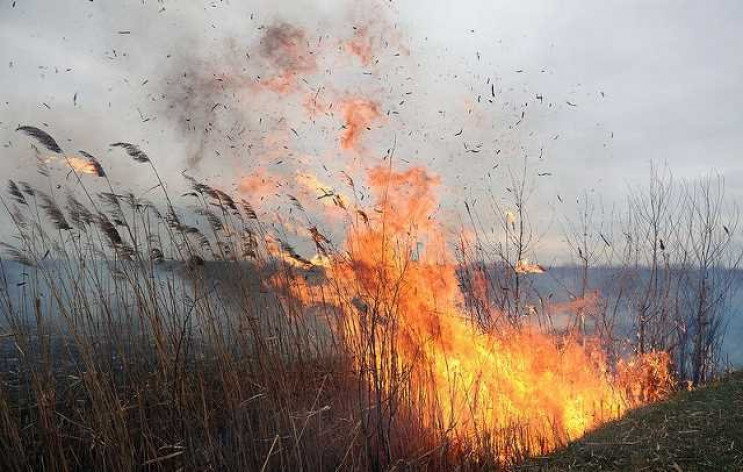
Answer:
[{"left": 521, "top": 371, "right": 743, "bottom": 471}]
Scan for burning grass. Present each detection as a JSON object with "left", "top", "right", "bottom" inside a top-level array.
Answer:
[
  {"left": 1, "top": 12, "right": 721, "bottom": 471},
  {"left": 0, "top": 136, "right": 675, "bottom": 470}
]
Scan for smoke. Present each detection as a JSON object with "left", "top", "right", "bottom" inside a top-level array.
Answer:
[
  {"left": 158, "top": 20, "right": 323, "bottom": 168},
  {"left": 159, "top": 54, "right": 247, "bottom": 167},
  {"left": 259, "top": 22, "right": 317, "bottom": 82},
  {"left": 148, "top": 0, "right": 412, "bottom": 218},
  {"left": 0, "top": 0, "right": 650, "bottom": 259}
]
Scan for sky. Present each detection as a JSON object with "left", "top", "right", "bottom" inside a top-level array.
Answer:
[{"left": 1, "top": 0, "right": 742, "bottom": 263}]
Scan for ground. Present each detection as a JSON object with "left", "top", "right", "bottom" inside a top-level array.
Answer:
[{"left": 520, "top": 371, "right": 743, "bottom": 471}]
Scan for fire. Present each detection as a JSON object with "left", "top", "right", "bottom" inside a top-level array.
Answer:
[
  {"left": 295, "top": 172, "right": 349, "bottom": 210},
  {"left": 43, "top": 154, "right": 104, "bottom": 176},
  {"left": 66, "top": 156, "right": 100, "bottom": 175},
  {"left": 328, "top": 166, "right": 661, "bottom": 450},
  {"left": 309, "top": 253, "right": 332, "bottom": 268},
  {"left": 339, "top": 98, "right": 381, "bottom": 151},
  {"left": 267, "top": 164, "right": 672, "bottom": 458},
  {"left": 346, "top": 27, "right": 374, "bottom": 66},
  {"left": 515, "top": 259, "right": 546, "bottom": 274},
  {"left": 233, "top": 16, "right": 673, "bottom": 462},
  {"left": 238, "top": 168, "right": 279, "bottom": 196}
]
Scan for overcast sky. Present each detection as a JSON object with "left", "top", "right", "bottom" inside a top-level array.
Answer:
[{"left": 1, "top": 0, "right": 742, "bottom": 263}]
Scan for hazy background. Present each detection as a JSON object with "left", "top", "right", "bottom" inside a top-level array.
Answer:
[{"left": 1, "top": 0, "right": 742, "bottom": 264}]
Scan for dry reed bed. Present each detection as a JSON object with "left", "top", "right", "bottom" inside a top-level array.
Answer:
[{"left": 0, "top": 127, "right": 715, "bottom": 471}]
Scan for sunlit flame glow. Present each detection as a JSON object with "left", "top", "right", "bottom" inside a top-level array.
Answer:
[
  {"left": 44, "top": 155, "right": 101, "bottom": 176},
  {"left": 515, "top": 259, "right": 546, "bottom": 274},
  {"left": 66, "top": 156, "right": 99, "bottom": 175}
]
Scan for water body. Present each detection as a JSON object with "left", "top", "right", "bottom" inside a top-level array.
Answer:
[{"left": 1, "top": 260, "right": 740, "bottom": 370}]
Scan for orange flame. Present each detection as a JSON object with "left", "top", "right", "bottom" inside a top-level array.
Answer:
[
  {"left": 66, "top": 156, "right": 99, "bottom": 175},
  {"left": 272, "top": 164, "right": 672, "bottom": 457},
  {"left": 238, "top": 168, "right": 280, "bottom": 197},
  {"left": 515, "top": 259, "right": 546, "bottom": 274},
  {"left": 340, "top": 167, "right": 619, "bottom": 446},
  {"left": 345, "top": 27, "right": 374, "bottom": 66},
  {"left": 233, "top": 18, "right": 673, "bottom": 461},
  {"left": 44, "top": 155, "right": 102, "bottom": 176},
  {"left": 339, "top": 98, "right": 381, "bottom": 151}
]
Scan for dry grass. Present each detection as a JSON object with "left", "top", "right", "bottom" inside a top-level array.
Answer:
[
  {"left": 0, "top": 129, "right": 735, "bottom": 471},
  {"left": 0, "top": 155, "right": 513, "bottom": 471}
]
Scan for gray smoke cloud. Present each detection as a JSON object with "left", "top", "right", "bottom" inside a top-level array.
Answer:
[{"left": 1, "top": 0, "right": 743, "bottom": 262}]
